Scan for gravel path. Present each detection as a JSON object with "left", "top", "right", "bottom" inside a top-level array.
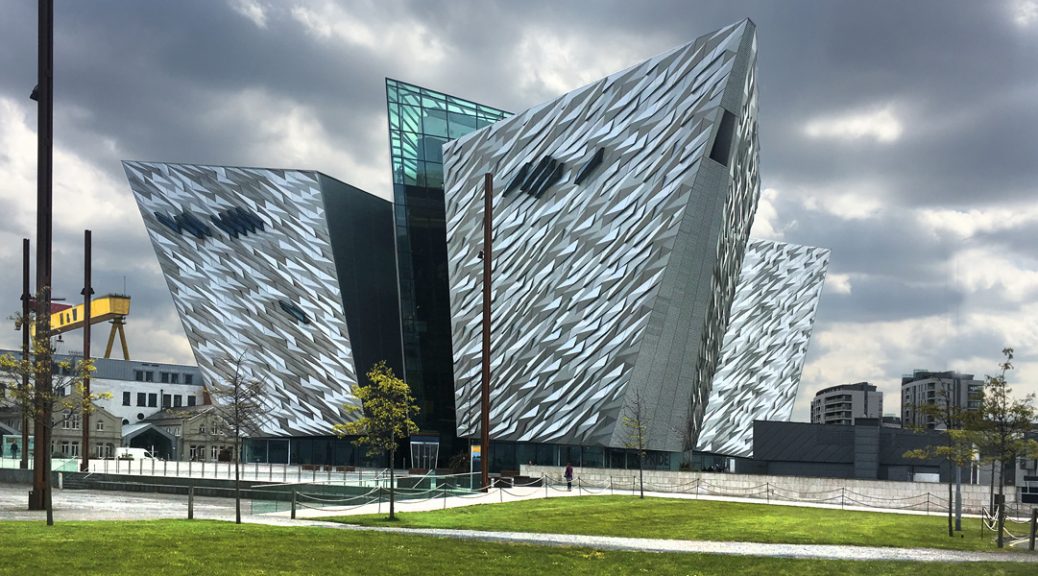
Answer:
[{"left": 283, "top": 521, "right": 1037, "bottom": 564}]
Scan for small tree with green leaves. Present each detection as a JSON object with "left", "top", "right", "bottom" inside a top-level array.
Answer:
[
  {"left": 334, "top": 361, "right": 418, "bottom": 520},
  {"left": 623, "top": 391, "right": 649, "bottom": 499},
  {"left": 968, "top": 348, "right": 1038, "bottom": 548},
  {"left": 0, "top": 321, "right": 102, "bottom": 526},
  {"left": 903, "top": 382, "right": 975, "bottom": 537},
  {"left": 207, "top": 354, "right": 267, "bottom": 525}
]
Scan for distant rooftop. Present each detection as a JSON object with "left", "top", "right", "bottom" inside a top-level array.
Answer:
[
  {"left": 814, "top": 382, "right": 876, "bottom": 396},
  {"left": 901, "top": 370, "right": 978, "bottom": 385},
  {"left": 0, "top": 348, "right": 201, "bottom": 385}
]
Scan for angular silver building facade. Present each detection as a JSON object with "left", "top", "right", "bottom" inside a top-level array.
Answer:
[
  {"left": 696, "top": 239, "right": 831, "bottom": 457},
  {"left": 444, "top": 21, "right": 761, "bottom": 452},
  {"left": 124, "top": 162, "right": 401, "bottom": 436}
]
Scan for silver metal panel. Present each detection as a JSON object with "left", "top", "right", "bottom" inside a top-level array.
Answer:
[
  {"left": 696, "top": 239, "right": 831, "bottom": 457},
  {"left": 123, "top": 162, "right": 360, "bottom": 436},
  {"left": 443, "top": 21, "right": 760, "bottom": 451}
]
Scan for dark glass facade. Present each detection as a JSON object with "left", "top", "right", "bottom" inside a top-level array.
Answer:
[
  {"left": 485, "top": 440, "right": 680, "bottom": 472},
  {"left": 318, "top": 175, "right": 404, "bottom": 379},
  {"left": 385, "top": 79, "right": 510, "bottom": 460}
]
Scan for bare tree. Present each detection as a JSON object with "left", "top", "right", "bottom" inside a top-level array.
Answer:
[
  {"left": 903, "top": 382, "right": 975, "bottom": 537},
  {"left": 623, "top": 391, "right": 649, "bottom": 499},
  {"left": 0, "top": 317, "right": 104, "bottom": 526},
  {"left": 207, "top": 354, "right": 267, "bottom": 524},
  {"left": 968, "top": 348, "right": 1038, "bottom": 548}
]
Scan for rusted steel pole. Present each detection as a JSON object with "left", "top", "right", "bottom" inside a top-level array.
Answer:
[
  {"left": 20, "top": 238, "right": 30, "bottom": 470},
  {"left": 30, "top": 0, "right": 54, "bottom": 512},
  {"left": 81, "top": 230, "right": 93, "bottom": 471},
  {"left": 480, "top": 173, "right": 493, "bottom": 492}
]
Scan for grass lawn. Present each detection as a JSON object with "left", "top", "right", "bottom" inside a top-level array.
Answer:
[
  {"left": 0, "top": 520, "right": 1031, "bottom": 576},
  {"left": 331, "top": 495, "right": 1009, "bottom": 552}
]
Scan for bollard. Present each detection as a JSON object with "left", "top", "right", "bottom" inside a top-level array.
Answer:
[
  {"left": 58, "top": 473, "right": 63, "bottom": 490},
  {"left": 176, "top": 460, "right": 180, "bottom": 477},
  {"left": 841, "top": 487, "right": 846, "bottom": 510},
  {"left": 163, "top": 460, "right": 167, "bottom": 476},
  {"left": 139, "top": 459, "right": 143, "bottom": 475},
  {"left": 283, "top": 465, "right": 287, "bottom": 483},
  {"left": 291, "top": 490, "right": 297, "bottom": 520},
  {"left": 202, "top": 461, "right": 206, "bottom": 478},
  {"left": 188, "top": 486, "right": 194, "bottom": 520},
  {"left": 151, "top": 459, "right": 155, "bottom": 476},
  {"left": 297, "top": 466, "right": 301, "bottom": 482},
  {"left": 544, "top": 474, "right": 549, "bottom": 498},
  {"left": 1028, "top": 508, "right": 1037, "bottom": 551}
]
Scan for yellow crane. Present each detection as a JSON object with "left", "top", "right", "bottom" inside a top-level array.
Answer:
[{"left": 30, "top": 294, "right": 132, "bottom": 360}]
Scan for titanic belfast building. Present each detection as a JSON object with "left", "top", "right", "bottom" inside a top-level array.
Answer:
[{"left": 124, "top": 20, "right": 830, "bottom": 469}]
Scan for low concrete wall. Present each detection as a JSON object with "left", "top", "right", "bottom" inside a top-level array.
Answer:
[
  {"left": 521, "top": 465, "right": 1017, "bottom": 513},
  {"left": 0, "top": 468, "right": 34, "bottom": 485}
]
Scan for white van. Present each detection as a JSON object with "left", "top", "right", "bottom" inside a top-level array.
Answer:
[{"left": 114, "top": 447, "right": 157, "bottom": 460}]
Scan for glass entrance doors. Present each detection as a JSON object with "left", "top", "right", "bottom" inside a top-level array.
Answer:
[{"left": 410, "top": 435, "right": 439, "bottom": 470}]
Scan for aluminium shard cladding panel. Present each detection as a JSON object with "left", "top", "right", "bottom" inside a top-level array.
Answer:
[
  {"left": 443, "top": 21, "right": 760, "bottom": 452},
  {"left": 696, "top": 239, "right": 831, "bottom": 457},
  {"left": 123, "top": 161, "right": 360, "bottom": 436}
]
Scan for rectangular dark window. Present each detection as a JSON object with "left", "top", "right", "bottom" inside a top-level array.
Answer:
[
  {"left": 137, "top": 392, "right": 146, "bottom": 407},
  {"left": 134, "top": 370, "right": 144, "bottom": 382},
  {"left": 187, "top": 395, "right": 196, "bottom": 407},
  {"left": 160, "top": 372, "right": 170, "bottom": 384},
  {"left": 148, "top": 393, "right": 157, "bottom": 408},
  {"left": 145, "top": 371, "right": 154, "bottom": 382},
  {"left": 709, "top": 109, "right": 737, "bottom": 167},
  {"left": 162, "top": 394, "right": 171, "bottom": 408},
  {"left": 185, "top": 374, "right": 193, "bottom": 385},
  {"left": 122, "top": 391, "right": 131, "bottom": 406},
  {"left": 173, "top": 395, "right": 183, "bottom": 408},
  {"left": 171, "top": 373, "right": 180, "bottom": 384}
]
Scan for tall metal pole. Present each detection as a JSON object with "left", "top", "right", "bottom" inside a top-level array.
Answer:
[
  {"left": 20, "top": 238, "right": 30, "bottom": 470},
  {"left": 30, "top": 0, "right": 55, "bottom": 515},
  {"left": 80, "top": 230, "right": 93, "bottom": 472},
  {"left": 480, "top": 173, "right": 493, "bottom": 491}
]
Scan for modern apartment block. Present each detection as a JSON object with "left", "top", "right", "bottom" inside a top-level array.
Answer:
[
  {"left": 901, "top": 370, "right": 984, "bottom": 429},
  {"left": 810, "top": 382, "right": 883, "bottom": 426}
]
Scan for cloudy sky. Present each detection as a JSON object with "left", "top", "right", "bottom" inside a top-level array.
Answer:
[{"left": 1, "top": 0, "right": 1036, "bottom": 421}]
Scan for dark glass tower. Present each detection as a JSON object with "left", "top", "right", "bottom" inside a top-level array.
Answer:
[{"left": 385, "top": 79, "right": 510, "bottom": 458}]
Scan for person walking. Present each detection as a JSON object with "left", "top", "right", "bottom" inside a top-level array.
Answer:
[{"left": 564, "top": 462, "right": 574, "bottom": 491}]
